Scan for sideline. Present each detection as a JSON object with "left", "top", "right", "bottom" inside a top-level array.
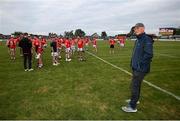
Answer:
[{"left": 86, "top": 51, "right": 180, "bottom": 101}]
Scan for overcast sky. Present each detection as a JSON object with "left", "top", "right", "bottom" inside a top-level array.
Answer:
[{"left": 0, "top": 0, "right": 180, "bottom": 36}]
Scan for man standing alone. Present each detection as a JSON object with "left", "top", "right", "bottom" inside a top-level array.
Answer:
[
  {"left": 19, "top": 33, "right": 33, "bottom": 71},
  {"left": 122, "top": 23, "right": 154, "bottom": 112}
]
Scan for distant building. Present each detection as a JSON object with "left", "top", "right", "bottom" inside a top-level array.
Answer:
[
  {"left": 91, "top": 33, "right": 100, "bottom": 38},
  {"left": 159, "top": 27, "right": 180, "bottom": 39},
  {"left": 0, "top": 34, "right": 4, "bottom": 39},
  {"left": 0, "top": 34, "right": 10, "bottom": 39}
]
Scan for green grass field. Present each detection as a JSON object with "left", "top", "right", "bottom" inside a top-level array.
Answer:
[{"left": 0, "top": 40, "right": 179, "bottom": 119}]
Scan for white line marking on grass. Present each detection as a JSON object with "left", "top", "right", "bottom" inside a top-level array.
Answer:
[
  {"left": 156, "top": 53, "right": 179, "bottom": 58},
  {"left": 86, "top": 51, "right": 180, "bottom": 101}
]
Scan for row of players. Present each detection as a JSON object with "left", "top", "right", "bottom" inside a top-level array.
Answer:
[
  {"left": 6, "top": 34, "right": 125, "bottom": 70},
  {"left": 49, "top": 36, "right": 98, "bottom": 66}
]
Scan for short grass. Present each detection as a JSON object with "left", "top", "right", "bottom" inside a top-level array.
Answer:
[{"left": 0, "top": 40, "right": 179, "bottom": 119}]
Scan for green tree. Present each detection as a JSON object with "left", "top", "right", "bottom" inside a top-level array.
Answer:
[
  {"left": 13, "top": 31, "right": 23, "bottom": 36},
  {"left": 64, "top": 30, "right": 74, "bottom": 38},
  {"left": 74, "top": 29, "right": 86, "bottom": 37},
  {"left": 101, "top": 31, "right": 107, "bottom": 40}
]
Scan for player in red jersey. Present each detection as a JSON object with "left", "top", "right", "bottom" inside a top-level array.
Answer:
[
  {"left": 41, "top": 37, "right": 47, "bottom": 48},
  {"left": 36, "top": 36, "right": 46, "bottom": 68},
  {"left": 85, "top": 37, "right": 90, "bottom": 50},
  {"left": 77, "top": 37, "right": 86, "bottom": 61},
  {"left": 36, "top": 40, "right": 43, "bottom": 68},
  {"left": 120, "top": 36, "right": 126, "bottom": 47},
  {"left": 13, "top": 36, "right": 19, "bottom": 45},
  {"left": 62, "top": 37, "right": 66, "bottom": 49},
  {"left": 109, "top": 38, "right": 116, "bottom": 54},
  {"left": 6, "top": 35, "right": 16, "bottom": 60},
  {"left": 33, "top": 36, "right": 40, "bottom": 58},
  {"left": 92, "top": 37, "right": 97, "bottom": 52},
  {"left": 65, "top": 38, "right": 71, "bottom": 62},
  {"left": 117, "top": 36, "right": 126, "bottom": 47},
  {"left": 13, "top": 36, "right": 21, "bottom": 57},
  {"left": 70, "top": 38, "right": 76, "bottom": 55}
]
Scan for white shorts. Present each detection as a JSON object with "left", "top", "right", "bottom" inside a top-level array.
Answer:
[
  {"left": 120, "top": 43, "right": 125, "bottom": 47},
  {"left": 71, "top": 46, "right": 76, "bottom": 51},
  {"left": 62, "top": 44, "right": 65, "bottom": 47},
  {"left": 43, "top": 44, "right": 47, "bottom": 48},
  {"left": 85, "top": 43, "right": 89, "bottom": 46},
  {"left": 10, "top": 48, "right": 15, "bottom": 51},
  {"left": 93, "top": 45, "right": 96, "bottom": 48},
  {"left": 66, "top": 48, "right": 71, "bottom": 53},
  {"left": 36, "top": 53, "right": 41, "bottom": 59},
  {"left": 51, "top": 52, "right": 58, "bottom": 57},
  {"left": 78, "top": 48, "right": 83, "bottom": 52}
]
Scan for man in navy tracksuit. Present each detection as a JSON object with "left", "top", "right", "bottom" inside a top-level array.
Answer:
[
  {"left": 122, "top": 23, "right": 154, "bottom": 112},
  {"left": 19, "top": 33, "right": 33, "bottom": 71}
]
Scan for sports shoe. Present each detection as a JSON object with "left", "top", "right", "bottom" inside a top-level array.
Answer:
[
  {"left": 53, "top": 63, "right": 58, "bottom": 66},
  {"left": 122, "top": 106, "right": 137, "bottom": 113},
  {"left": 38, "top": 65, "right": 43, "bottom": 68},
  {"left": 24, "top": 69, "right": 28, "bottom": 71},
  {"left": 28, "top": 68, "right": 34, "bottom": 71},
  {"left": 82, "top": 58, "right": 86, "bottom": 61},
  {"left": 125, "top": 99, "right": 140, "bottom": 104}
]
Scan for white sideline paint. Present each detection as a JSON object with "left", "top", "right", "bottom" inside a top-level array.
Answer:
[
  {"left": 86, "top": 51, "right": 180, "bottom": 101},
  {"left": 156, "top": 53, "right": 179, "bottom": 58}
]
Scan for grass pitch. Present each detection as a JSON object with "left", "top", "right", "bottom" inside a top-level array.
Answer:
[{"left": 0, "top": 40, "right": 179, "bottom": 119}]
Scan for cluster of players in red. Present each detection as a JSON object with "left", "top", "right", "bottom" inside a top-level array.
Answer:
[
  {"left": 109, "top": 36, "right": 126, "bottom": 54},
  {"left": 49, "top": 36, "right": 97, "bottom": 66},
  {"left": 6, "top": 34, "right": 125, "bottom": 71},
  {"left": 6, "top": 34, "right": 98, "bottom": 70}
]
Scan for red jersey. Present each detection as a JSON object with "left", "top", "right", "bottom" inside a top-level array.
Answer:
[
  {"left": 41, "top": 38, "right": 47, "bottom": 46},
  {"left": 33, "top": 37, "right": 40, "bottom": 47},
  {"left": 62, "top": 38, "right": 65, "bottom": 44},
  {"left": 118, "top": 36, "right": 126, "bottom": 44},
  {"left": 33, "top": 37, "right": 44, "bottom": 53},
  {"left": 109, "top": 39, "right": 115, "bottom": 45},
  {"left": 74, "top": 38, "right": 78, "bottom": 43},
  {"left": 85, "top": 38, "right": 90, "bottom": 44},
  {"left": 57, "top": 38, "right": 62, "bottom": 48},
  {"left": 16, "top": 37, "right": 21, "bottom": 43},
  {"left": 13, "top": 37, "right": 20, "bottom": 45},
  {"left": 65, "top": 39, "right": 71, "bottom": 48},
  {"left": 71, "top": 39, "right": 76, "bottom": 46},
  {"left": 121, "top": 36, "right": 126, "bottom": 44},
  {"left": 7, "top": 38, "right": 16, "bottom": 49},
  {"left": 37, "top": 41, "right": 43, "bottom": 54},
  {"left": 77, "top": 39, "right": 84, "bottom": 48},
  {"left": 93, "top": 38, "right": 97, "bottom": 45}
]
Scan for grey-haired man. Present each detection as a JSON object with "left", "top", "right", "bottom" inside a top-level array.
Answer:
[{"left": 122, "top": 23, "right": 154, "bottom": 112}]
